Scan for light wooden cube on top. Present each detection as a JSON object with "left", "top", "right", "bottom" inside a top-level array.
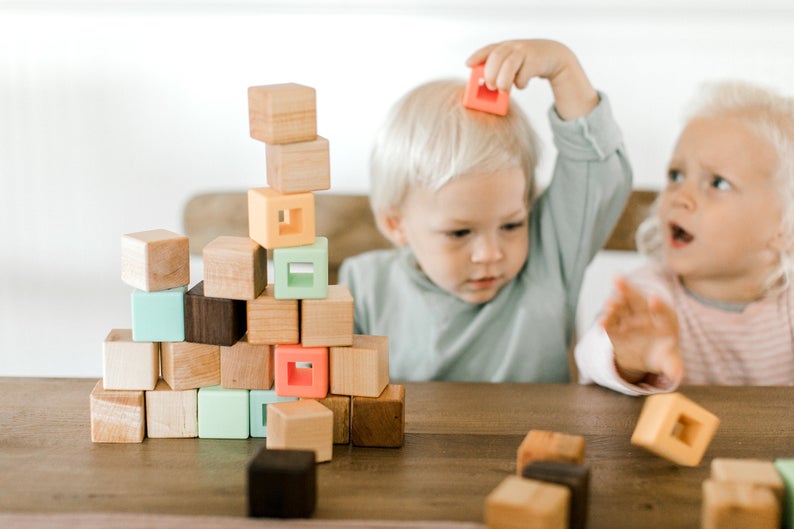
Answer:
[
  {"left": 221, "top": 334, "right": 274, "bottom": 390},
  {"left": 90, "top": 380, "right": 145, "bottom": 443},
  {"left": 161, "top": 341, "right": 220, "bottom": 390},
  {"left": 202, "top": 236, "right": 267, "bottom": 301},
  {"left": 266, "top": 136, "right": 330, "bottom": 194},
  {"left": 516, "top": 430, "right": 586, "bottom": 475},
  {"left": 266, "top": 399, "right": 334, "bottom": 463},
  {"left": 301, "top": 284, "right": 354, "bottom": 347},
  {"left": 484, "top": 475, "right": 570, "bottom": 529},
  {"left": 711, "top": 458, "right": 784, "bottom": 502},
  {"left": 330, "top": 334, "right": 388, "bottom": 397},
  {"left": 145, "top": 378, "right": 198, "bottom": 438},
  {"left": 248, "top": 83, "right": 317, "bottom": 145},
  {"left": 247, "top": 285, "right": 299, "bottom": 345},
  {"left": 248, "top": 187, "right": 315, "bottom": 250},
  {"left": 702, "top": 479, "right": 780, "bottom": 529},
  {"left": 121, "top": 229, "right": 189, "bottom": 292},
  {"left": 102, "top": 328, "right": 159, "bottom": 391},
  {"left": 630, "top": 392, "right": 719, "bottom": 467}
]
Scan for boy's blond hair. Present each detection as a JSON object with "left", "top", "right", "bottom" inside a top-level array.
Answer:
[
  {"left": 637, "top": 80, "right": 794, "bottom": 292},
  {"left": 368, "top": 79, "right": 541, "bottom": 216}
]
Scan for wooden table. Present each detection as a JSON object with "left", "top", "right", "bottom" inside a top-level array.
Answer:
[{"left": 2, "top": 378, "right": 793, "bottom": 528}]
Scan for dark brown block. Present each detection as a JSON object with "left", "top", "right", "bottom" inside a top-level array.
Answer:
[
  {"left": 521, "top": 460, "right": 590, "bottom": 529},
  {"left": 247, "top": 447, "right": 316, "bottom": 518},
  {"left": 184, "top": 281, "right": 246, "bottom": 346},
  {"left": 351, "top": 384, "right": 404, "bottom": 448}
]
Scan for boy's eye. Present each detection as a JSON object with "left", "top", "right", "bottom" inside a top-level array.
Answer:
[
  {"left": 667, "top": 169, "right": 684, "bottom": 183},
  {"left": 501, "top": 221, "right": 526, "bottom": 232},
  {"left": 710, "top": 175, "right": 732, "bottom": 191},
  {"left": 445, "top": 229, "right": 471, "bottom": 239}
]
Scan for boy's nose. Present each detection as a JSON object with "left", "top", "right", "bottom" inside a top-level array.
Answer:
[
  {"left": 670, "top": 184, "right": 696, "bottom": 211},
  {"left": 471, "top": 236, "right": 503, "bottom": 263}
]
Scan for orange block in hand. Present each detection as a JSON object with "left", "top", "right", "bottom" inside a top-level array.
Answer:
[{"left": 462, "top": 63, "right": 510, "bottom": 116}]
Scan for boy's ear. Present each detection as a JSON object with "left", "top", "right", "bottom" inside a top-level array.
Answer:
[{"left": 375, "top": 208, "right": 408, "bottom": 246}]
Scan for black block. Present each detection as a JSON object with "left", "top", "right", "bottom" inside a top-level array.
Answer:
[
  {"left": 184, "top": 281, "right": 246, "bottom": 346},
  {"left": 248, "top": 447, "right": 316, "bottom": 518},
  {"left": 521, "top": 460, "right": 590, "bottom": 529}
]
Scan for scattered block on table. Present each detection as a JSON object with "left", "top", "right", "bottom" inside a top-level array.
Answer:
[
  {"left": 102, "top": 328, "right": 159, "bottom": 390},
  {"left": 202, "top": 236, "right": 267, "bottom": 301},
  {"left": 484, "top": 475, "right": 569, "bottom": 529},
  {"left": 266, "top": 399, "right": 334, "bottom": 463},
  {"left": 273, "top": 237, "right": 328, "bottom": 300},
  {"left": 89, "top": 380, "right": 145, "bottom": 443},
  {"left": 274, "top": 344, "right": 329, "bottom": 399},
  {"left": 121, "top": 229, "right": 190, "bottom": 292},
  {"left": 197, "top": 385, "right": 250, "bottom": 439},
  {"left": 516, "top": 430, "right": 586, "bottom": 474},
  {"left": 329, "top": 334, "right": 389, "bottom": 397},
  {"left": 774, "top": 459, "right": 794, "bottom": 528},
  {"left": 184, "top": 281, "right": 247, "bottom": 347},
  {"left": 710, "top": 458, "right": 784, "bottom": 502},
  {"left": 221, "top": 335, "right": 274, "bottom": 390},
  {"left": 313, "top": 394, "right": 351, "bottom": 445},
  {"left": 266, "top": 136, "right": 330, "bottom": 194},
  {"left": 145, "top": 378, "right": 198, "bottom": 438},
  {"left": 248, "top": 187, "right": 315, "bottom": 250},
  {"left": 248, "top": 447, "right": 316, "bottom": 518},
  {"left": 630, "top": 392, "right": 720, "bottom": 467},
  {"left": 702, "top": 479, "right": 780, "bottom": 529},
  {"left": 247, "top": 285, "right": 299, "bottom": 345},
  {"left": 462, "top": 63, "right": 510, "bottom": 116},
  {"left": 521, "top": 461, "right": 590, "bottom": 529},
  {"left": 161, "top": 341, "right": 220, "bottom": 390},
  {"left": 249, "top": 390, "right": 298, "bottom": 438},
  {"left": 131, "top": 285, "right": 186, "bottom": 342},
  {"left": 248, "top": 83, "right": 317, "bottom": 145},
  {"left": 351, "top": 384, "right": 405, "bottom": 448},
  {"left": 300, "top": 284, "right": 354, "bottom": 347}
]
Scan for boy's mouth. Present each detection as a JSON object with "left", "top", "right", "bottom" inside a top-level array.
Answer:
[{"left": 670, "top": 222, "right": 694, "bottom": 247}]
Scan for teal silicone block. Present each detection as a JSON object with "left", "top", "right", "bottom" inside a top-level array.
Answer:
[
  {"left": 273, "top": 237, "right": 328, "bottom": 300},
  {"left": 776, "top": 459, "right": 794, "bottom": 528},
  {"left": 131, "top": 285, "right": 187, "bottom": 342},
  {"left": 197, "top": 385, "right": 250, "bottom": 439},
  {"left": 249, "top": 390, "right": 298, "bottom": 438}
]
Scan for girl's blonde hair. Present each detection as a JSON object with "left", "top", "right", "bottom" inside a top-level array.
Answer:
[
  {"left": 368, "top": 79, "right": 540, "bottom": 215},
  {"left": 637, "top": 80, "right": 794, "bottom": 292}
]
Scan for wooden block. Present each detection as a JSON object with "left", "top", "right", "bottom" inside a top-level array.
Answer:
[
  {"left": 247, "top": 285, "right": 299, "bottom": 345},
  {"left": 516, "top": 430, "right": 586, "bottom": 474},
  {"left": 130, "top": 286, "right": 186, "bottom": 342},
  {"left": 102, "top": 328, "right": 159, "bottom": 390},
  {"left": 711, "top": 458, "right": 784, "bottom": 502},
  {"left": 631, "top": 392, "right": 719, "bottom": 467},
  {"left": 274, "top": 344, "right": 328, "bottom": 399},
  {"left": 89, "top": 380, "right": 145, "bottom": 443},
  {"left": 301, "top": 284, "right": 354, "bottom": 347},
  {"left": 248, "top": 447, "right": 316, "bottom": 518},
  {"left": 313, "top": 394, "right": 350, "bottom": 444},
  {"left": 484, "top": 475, "right": 569, "bottom": 529},
  {"left": 273, "top": 237, "right": 328, "bottom": 300},
  {"left": 330, "top": 334, "right": 389, "bottom": 397},
  {"left": 462, "top": 63, "right": 510, "bottom": 116},
  {"left": 221, "top": 334, "right": 274, "bottom": 390},
  {"left": 351, "top": 384, "right": 404, "bottom": 448},
  {"left": 249, "top": 390, "right": 298, "bottom": 438},
  {"left": 202, "top": 236, "right": 267, "bottom": 301},
  {"left": 248, "top": 83, "right": 317, "bottom": 145},
  {"left": 702, "top": 479, "right": 780, "bottom": 529},
  {"left": 197, "top": 385, "right": 250, "bottom": 439},
  {"left": 266, "top": 136, "right": 331, "bottom": 194},
  {"left": 184, "top": 281, "right": 246, "bottom": 347},
  {"left": 266, "top": 399, "right": 333, "bottom": 463},
  {"left": 521, "top": 461, "right": 590, "bottom": 529},
  {"left": 121, "top": 229, "right": 189, "bottom": 292},
  {"left": 145, "top": 378, "right": 198, "bottom": 438},
  {"left": 774, "top": 459, "right": 794, "bottom": 528},
  {"left": 248, "top": 187, "right": 316, "bottom": 250},
  {"left": 161, "top": 341, "right": 220, "bottom": 390}
]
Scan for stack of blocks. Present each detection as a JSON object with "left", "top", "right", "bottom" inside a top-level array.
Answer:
[{"left": 89, "top": 84, "right": 406, "bottom": 486}]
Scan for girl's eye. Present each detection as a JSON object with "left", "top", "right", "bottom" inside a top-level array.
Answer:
[
  {"left": 667, "top": 169, "right": 684, "bottom": 183},
  {"left": 711, "top": 175, "right": 732, "bottom": 191},
  {"left": 445, "top": 229, "right": 470, "bottom": 239},
  {"left": 501, "top": 221, "right": 526, "bottom": 232}
]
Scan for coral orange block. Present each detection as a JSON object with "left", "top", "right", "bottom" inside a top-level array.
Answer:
[
  {"left": 462, "top": 63, "right": 510, "bottom": 116},
  {"left": 274, "top": 344, "right": 329, "bottom": 399}
]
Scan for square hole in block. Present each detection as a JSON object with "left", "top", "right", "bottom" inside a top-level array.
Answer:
[
  {"left": 476, "top": 78, "right": 499, "bottom": 102},
  {"left": 288, "top": 362, "right": 314, "bottom": 386},
  {"left": 288, "top": 262, "right": 315, "bottom": 288},
  {"left": 672, "top": 414, "right": 702, "bottom": 446},
  {"left": 278, "top": 208, "right": 303, "bottom": 236}
]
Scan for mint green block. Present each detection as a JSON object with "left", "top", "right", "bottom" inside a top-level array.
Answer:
[
  {"left": 273, "top": 237, "right": 328, "bottom": 300},
  {"left": 776, "top": 459, "right": 794, "bottom": 528},
  {"left": 198, "top": 385, "right": 250, "bottom": 439},
  {"left": 249, "top": 390, "right": 298, "bottom": 437},
  {"left": 131, "top": 285, "right": 186, "bottom": 342}
]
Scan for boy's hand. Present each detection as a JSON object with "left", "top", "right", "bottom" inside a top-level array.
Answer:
[
  {"left": 465, "top": 39, "right": 599, "bottom": 120},
  {"left": 600, "top": 277, "right": 684, "bottom": 386}
]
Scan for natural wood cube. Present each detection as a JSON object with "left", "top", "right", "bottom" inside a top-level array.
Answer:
[
  {"left": 702, "top": 479, "right": 780, "bottom": 529},
  {"left": 266, "top": 136, "right": 330, "bottom": 194},
  {"left": 184, "top": 281, "right": 247, "bottom": 347},
  {"left": 301, "top": 284, "right": 354, "bottom": 347},
  {"left": 462, "top": 63, "right": 510, "bottom": 116},
  {"left": 711, "top": 458, "right": 784, "bottom": 502},
  {"left": 516, "top": 430, "right": 586, "bottom": 474},
  {"left": 274, "top": 344, "right": 328, "bottom": 399},
  {"left": 313, "top": 394, "right": 350, "bottom": 444},
  {"left": 248, "top": 447, "right": 316, "bottom": 518},
  {"left": 247, "top": 285, "right": 299, "bottom": 345},
  {"left": 145, "top": 378, "right": 198, "bottom": 438},
  {"left": 248, "top": 187, "right": 315, "bottom": 250},
  {"left": 521, "top": 461, "right": 590, "bottom": 529},
  {"left": 631, "top": 392, "right": 720, "bottom": 467},
  {"left": 102, "top": 328, "right": 159, "bottom": 390},
  {"left": 221, "top": 335, "right": 274, "bottom": 390},
  {"left": 89, "top": 380, "right": 145, "bottom": 443},
  {"left": 121, "top": 229, "right": 189, "bottom": 292},
  {"left": 161, "top": 341, "right": 220, "bottom": 390},
  {"left": 330, "top": 334, "right": 389, "bottom": 397},
  {"left": 248, "top": 83, "right": 317, "bottom": 145},
  {"left": 351, "top": 384, "right": 404, "bottom": 448},
  {"left": 266, "top": 399, "right": 333, "bottom": 463},
  {"left": 484, "top": 475, "right": 569, "bottom": 529},
  {"left": 202, "top": 236, "right": 267, "bottom": 301}
]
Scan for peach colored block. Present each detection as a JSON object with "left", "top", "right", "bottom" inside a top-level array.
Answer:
[
  {"left": 220, "top": 335, "right": 274, "bottom": 390},
  {"left": 161, "top": 341, "right": 220, "bottom": 390},
  {"left": 330, "top": 334, "right": 389, "bottom": 397},
  {"left": 484, "top": 475, "right": 570, "bottom": 529},
  {"left": 247, "top": 285, "right": 299, "bottom": 345},
  {"left": 102, "top": 328, "right": 159, "bottom": 390},
  {"left": 301, "top": 284, "right": 354, "bottom": 347},
  {"left": 711, "top": 458, "right": 785, "bottom": 502},
  {"left": 202, "top": 236, "right": 267, "bottom": 301},
  {"left": 247, "top": 187, "right": 315, "bottom": 250},
  {"left": 90, "top": 380, "right": 145, "bottom": 443},
  {"left": 266, "top": 399, "right": 333, "bottom": 463},
  {"left": 121, "top": 229, "right": 189, "bottom": 292},
  {"left": 274, "top": 344, "right": 328, "bottom": 399},
  {"left": 266, "top": 136, "right": 331, "bottom": 194},
  {"left": 462, "top": 64, "right": 510, "bottom": 116},
  {"left": 702, "top": 479, "right": 780, "bottom": 529},
  {"left": 516, "top": 430, "right": 586, "bottom": 475},
  {"left": 248, "top": 83, "right": 317, "bottom": 144}
]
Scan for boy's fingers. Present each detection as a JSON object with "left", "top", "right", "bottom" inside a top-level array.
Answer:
[{"left": 465, "top": 44, "right": 496, "bottom": 67}]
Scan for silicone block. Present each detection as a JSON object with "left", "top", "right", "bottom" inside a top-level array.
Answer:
[
  {"left": 274, "top": 344, "right": 329, "bottom": 399},
  {"left": 462, "top": 63, "right": 510, "bottom": 116},
  {"left": 130, "top": 285, "right": 186, "bottom": 342},
  {"left": 247, "top": 187, "right": 315, "bottom": 250},
  {"left": 775, "top": 459, "right": 794, "bottom": 528},
  {"left": 197, "top": 385, "right": 250, "bottom": 439},
  {"left": 273, "top": 237, "right": 328, "bottom": 300},
  {"left": 249, "top": 389, "right": 298, "bottom": 438}
]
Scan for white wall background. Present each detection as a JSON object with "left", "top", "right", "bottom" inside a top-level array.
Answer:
[{"left": 2, "top": 1, "right": 794, "bottom": 376}]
